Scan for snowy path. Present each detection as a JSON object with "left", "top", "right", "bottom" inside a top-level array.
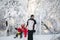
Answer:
[{"left": 0, "top": 35, "right": 53, "bottom": 40}]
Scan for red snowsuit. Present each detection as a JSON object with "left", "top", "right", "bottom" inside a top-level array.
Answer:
[
  {"left": 21, "top": 24, "right": 28, "bottom": 37},
  {"left": 17, "top": 28, "right": 22, "bottom": 33},
  {"left": 14, "top": 27, "right": 22, "bottom": 38},
  {"left": 15, "top": 27, "right": 22, "bottom": 35},
  {"left": 22, "top": 28, "right": 28, "bottom": 37}
]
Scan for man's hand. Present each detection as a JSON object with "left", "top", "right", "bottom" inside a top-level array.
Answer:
[{"left": 33, "top": 30, "right": 36, "bottom": 33}]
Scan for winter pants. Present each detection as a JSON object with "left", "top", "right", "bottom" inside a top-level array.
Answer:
[
  {"left": 28, "top": 30, "right": 34, "bottom": 40},
  {"left": 16, "top": 32, "right": 22, "bottom": 38}
]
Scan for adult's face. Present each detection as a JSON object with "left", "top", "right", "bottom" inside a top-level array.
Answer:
[{"left": 31, "top": 16, "right": 34, "bottom": 19}]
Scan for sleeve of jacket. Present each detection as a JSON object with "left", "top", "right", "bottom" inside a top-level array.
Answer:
[{"left": 27, "top": 19, "right": 29, "bottom": 26}]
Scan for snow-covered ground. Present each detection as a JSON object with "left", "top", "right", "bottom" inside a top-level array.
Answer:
[{"left": 0, "top": 35, "right": 53, "bottom": 40}]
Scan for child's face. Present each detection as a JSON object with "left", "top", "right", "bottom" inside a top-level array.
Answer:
[
  {"left": 21, "top": 24, "right": 25, "bottom": 28},
  {"left": 22, "top": 24, "right": 25, "bottom": 26}
]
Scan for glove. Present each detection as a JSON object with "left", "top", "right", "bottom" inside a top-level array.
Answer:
[
  {"left": 32, "top": 30, "right": 36, "bottom": 33},
  {"left": 15, "top": 28, "right": 17, "bottom": 30}
]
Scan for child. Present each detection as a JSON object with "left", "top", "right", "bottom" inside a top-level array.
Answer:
[
  {"left": 21, "top": 24, "right": 28, "bottom": 37},
  {"left": 14, "top": 27, "right": 22, "bottom": 38},
  {"left": 14, "top": 24, "right": 28, "bottom": 38}
]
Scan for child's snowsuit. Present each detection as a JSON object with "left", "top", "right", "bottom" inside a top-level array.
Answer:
[
  {"left": 22, "top": 27, "right": 28, "bottom": 37},
  {"left": 14, "top": 28, "right": 22, "bottom": 38},
  {"left": 21, "top": 24, "right": 28, "bottom": 37}
]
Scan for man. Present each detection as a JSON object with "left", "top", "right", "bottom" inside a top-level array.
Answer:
[{"left": 26, "top": 15, "right": 36, "bottom": 40}]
